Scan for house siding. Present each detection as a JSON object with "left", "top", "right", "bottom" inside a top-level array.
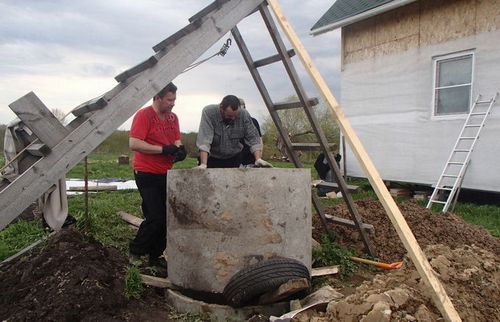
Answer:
[{"left": 342, "top": 0, "right": 500, "bottom": 66}]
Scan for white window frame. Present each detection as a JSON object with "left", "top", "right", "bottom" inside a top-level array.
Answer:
[{"left": 431, "top": 50, "right": 475, "bottom": 119}]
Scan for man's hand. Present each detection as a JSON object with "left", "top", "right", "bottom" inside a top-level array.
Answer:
[
  {"left": 173, "top": 145, "right": 187, "bottom": 162},
  {"left": 254, "top": 158, "right": 273, "bottom": 168},
  {"left": 194, "top": 164, "right": 207, "bottom": 169},
  {"left": 162, "top": 145, "right": 179, "bottom": 155}
]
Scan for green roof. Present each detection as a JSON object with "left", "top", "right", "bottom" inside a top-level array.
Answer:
[{"left": 311, "top": 0, "right": 394, "bottom": 33}]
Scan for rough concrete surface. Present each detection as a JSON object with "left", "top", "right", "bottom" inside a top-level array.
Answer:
[{"left": 167, "top": 168, "right": 311, "bottom": 293}]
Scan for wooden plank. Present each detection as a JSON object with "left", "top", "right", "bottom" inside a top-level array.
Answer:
[
  {"left": 9, "top": 92, "right": 69, "bottom": 148},
  {"left": 258, "top": 278, "right": 310, "bottom": 305},
  {"left": 26, "top": 143, "right": 51, "bottom": 157},
  {"left": 311, "top": 266, "right": 339, "bottom": 277},
  {"left": 254, "top": 49, "right": 295, "bottom": 67},
  {"left": 314, "top": 180, "right": 359, "bottom": 193},
  {"left": 71, "top": 95, "right": 108, "bottom": 117},
  {"left": 291, "top": 143, "right": 337, "bottom": 151},
  {"left": 266, "top": 1, "right": 462, "bottom": 321},
  {"left": 140, "top": 274, "right": 179, "bottom": 290},
  {"left": 0, "top": 0, "right": 265, "bottom": 231},
  {"left": 273, "top": 97, "right": 318, "bottom": 110},
  {"left": 118, "top": 211, "right": 143, "bottom": 227},
  {"left": 115, "top": 55, "right": 158, "bottom": 83},
  {"left": 67, "top": 185, "right": 117, "bottom": 192},
  {"left": 324, "top": 214, "right": 373, "bottom": 231}
]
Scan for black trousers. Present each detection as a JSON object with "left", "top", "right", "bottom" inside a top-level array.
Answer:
[
  {"left": 206, "top": 153, "right": 242, "bottom": 168},
  {"left": 129, "top": 171, "right": 167, "bottom": 258}
]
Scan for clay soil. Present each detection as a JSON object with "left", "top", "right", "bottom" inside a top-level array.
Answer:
[{"left": 0, "top": 199, "right": 498, "bottom": 321}]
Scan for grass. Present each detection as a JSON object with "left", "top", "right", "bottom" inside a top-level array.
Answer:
[
  {"left": 0, "top": 220, "right": 49, "bottom": 261},
  {"left": 125, "top": 265, "right": 145, "bottom": 299},
  {"left": 313, "top": 234, "right": 358, "bottom": 279}
]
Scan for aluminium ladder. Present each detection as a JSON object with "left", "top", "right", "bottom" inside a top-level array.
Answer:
[
  {"left": 231, "top": 3, "right": 375, "bottom": 256},
  {"left": 426, "top": 93, "right": 498, "bottom": 212}
]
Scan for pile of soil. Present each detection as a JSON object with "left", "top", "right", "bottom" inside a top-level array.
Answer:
[
  {"left": 0, "top": 229, "right": 171, "bottom": 321},
  {"left": 319, "top": 199, "right": 500, "bottom": 262},
  {"left": 295, "top": 244, "right": 500, "bottom": 322}
]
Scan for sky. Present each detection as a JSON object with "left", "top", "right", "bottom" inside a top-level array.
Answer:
[{"left": 0, "top": 0, "right": 341, "bottom": 133}]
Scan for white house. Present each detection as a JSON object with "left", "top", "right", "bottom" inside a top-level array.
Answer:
[{"left": 311, "top": 0, "right": 500, "bottom": 192}]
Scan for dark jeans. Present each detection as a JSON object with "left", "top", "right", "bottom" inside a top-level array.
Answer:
[
  {"left": 206, "top": 154, "right": 242, "bottom": 168},
  {"left": 129, "top": 171, "right": 167, "bottom": 258}
]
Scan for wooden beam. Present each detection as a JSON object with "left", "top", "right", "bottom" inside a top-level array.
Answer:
[
  {"left": 9, "top": 92, "right": 69, "bottom": 149},
  {"left": 273, "top": 97, "right": 318, "bottom": 110},
  {"left": 118, "top": 211, "right": 143, "bottom": 227},
  {"left": 254, "top": 49, "right": 295, "bottom": 67},
  {"left": 140, "top": 274, "right": 179, "bottom": 290},
  {"left": 0, "top": 0, "right": 265, "bottom": 231},
  {"left": 67, "top": 185, "right": 117, "bottom": 192},
  {"left": 258, "top": 278, "right": 310, "bottom": 305},
  {"left": 311, "top": 266, "right": 339, "bottom": 277},
  {"left": 266, "top": 1, "right": 461, "bottom": 321},
  {"left": 291, "top": 143, "right": 337, "bottom": 151}
]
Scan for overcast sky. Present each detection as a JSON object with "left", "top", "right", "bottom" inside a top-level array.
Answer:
[{"left": 0, "top": 0, "right": 340, "bottom": 132}]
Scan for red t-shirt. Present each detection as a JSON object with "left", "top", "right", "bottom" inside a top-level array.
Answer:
[{"left": 130, "top": 106, "right": 181, "bottom": 174}]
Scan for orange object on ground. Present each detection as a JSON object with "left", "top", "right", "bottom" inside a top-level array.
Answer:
[{"left": 349, "top": 256, "right": 403, "bottom": 270}]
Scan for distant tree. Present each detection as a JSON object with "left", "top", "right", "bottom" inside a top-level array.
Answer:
[
  {"left": 261, "top": 95, "right": 339, "bottom": 162},
  {"left": 0, "top": 124, "right": 6, "bottom": 152},
  {"left": 180, "top": 132, "right": 198, "bottom": 158},
  {"left": 51, "top": 108, "right": 67, "bottom": 125}
]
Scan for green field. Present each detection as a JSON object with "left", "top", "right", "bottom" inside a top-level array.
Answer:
[{"left": 0, "top": 153, "right": 498, "bottom": 262}]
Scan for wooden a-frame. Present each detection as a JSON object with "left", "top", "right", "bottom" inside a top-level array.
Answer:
[{"left": 0, "top": 0, "right": 460, "bottom": 320}]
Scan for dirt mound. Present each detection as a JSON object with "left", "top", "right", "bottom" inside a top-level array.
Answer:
[
  {"left": 0, "top": 228, "right": 128, "bottom": 321},
  {"left": 321, "top": 199, "right": 500, "bottom": 262},
  {"left": 309, "top": 244, "right": 499, "bottom": 322}
]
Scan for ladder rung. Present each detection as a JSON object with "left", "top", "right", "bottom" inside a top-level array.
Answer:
[
  {"left": 470, "top": 112, "right": 487, "bottom": 116},
  {"left": 253, "top": 49, "right": 295, "bottom": 68},
  {"left": 459, "top": 137, "right": 475, "bottom": 140},
  {"left": 447, "top": 161, "right": 464, "bottom": 165},
  {"left": 291, "top": 143, "right": 337, "bottom": 151},
  {"left": 273, "top": 98, "right": 319, "bottom": 110},
  {"left": 442, "top": 174, "right": 458, "bottom": 178},
  {"left": 453, "top": 149, "right": 470, "bottom": 152},
  {"left": 465, "top": 124, "right": 481, "bottom": 128},
  {"left": 476, "top": 100, "right": 492, "bottom": 104},
  {"left": 430, "top": 200, "right": 447, "bottom": 204},
  {"left": 436, "top": 187, "right": 453, "bottom": 191}
]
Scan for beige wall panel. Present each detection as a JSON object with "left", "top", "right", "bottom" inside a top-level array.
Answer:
[
  {"left": 419, "top": 0, "right": 476, "bottom": 46},
  {"left": 373, "top": 34, "right": 420, "bottom": 58},
  {"left": 374, "top": 2, "right": 419, "bottom": 45},
  {"left": 476, "top": 0, "right": 500, "bottom": 33},
  {"left": 344, "top": 19, "right": 375, "bottom": 52},
  {"left": 344, "top": 47, "right": 375, "bottom": 65}
]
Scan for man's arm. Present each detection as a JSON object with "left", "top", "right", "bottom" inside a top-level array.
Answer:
[
  {"left": 199, "top": 151, "right": 209, "bottom": 166},
  {"left": 129, "top": 137, "right": 163, "bottom": 154},
  {"left": 196, "top": 106, "right": 215, "bottom": 165}
]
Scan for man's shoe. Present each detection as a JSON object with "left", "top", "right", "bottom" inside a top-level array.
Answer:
[{"left": 149, "top": 256, "right": 168, "bottom": 270}]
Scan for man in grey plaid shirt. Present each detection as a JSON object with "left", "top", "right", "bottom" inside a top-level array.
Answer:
[{"left": 195, "top": 95, "right": 272, "bottom": 168}]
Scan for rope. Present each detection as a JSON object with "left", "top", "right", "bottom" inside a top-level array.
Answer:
[{"left": 182, "top": 38, "right": 232, "bottom": 73}]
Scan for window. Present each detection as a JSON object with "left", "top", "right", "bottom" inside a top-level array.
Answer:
[{"left": 433, "top": 52, "right": 473, "bottom": 116}]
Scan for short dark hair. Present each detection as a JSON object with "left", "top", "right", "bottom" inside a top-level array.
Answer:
[
  {"left": 220, "top": 95, "right": 240, "bottom": 111},
  {"left": 156, "top": 82, "right": 177, "bottom": 99}
]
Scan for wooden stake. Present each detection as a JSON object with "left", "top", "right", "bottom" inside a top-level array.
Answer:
[{"left": 266, "top": 1, "right": 461, "bottom": 321}]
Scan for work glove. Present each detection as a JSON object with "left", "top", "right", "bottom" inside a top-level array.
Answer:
[
  {"left": 254, "top": 158, "right": 273, "bottom": 168},
  {"left": 194, "top": 164, "right": 207, "bottom": 169},
  {"left": 173, "top": 145, "right": 187, "bottom": 163},
  {"left": 162, "top": 144, "right": 179, "bottom": 155}
]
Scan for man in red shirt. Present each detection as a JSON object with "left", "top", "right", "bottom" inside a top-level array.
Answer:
[{"left": 128, "top": 82, "right": 186, "bottom": 269}]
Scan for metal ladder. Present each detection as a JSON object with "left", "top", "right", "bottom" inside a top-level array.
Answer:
[
  {"left": 426, "top": 93, "right": 498, "bottom": 212},
  {"left": 231, "top": 3, "right": 375, "bottom": 256}
]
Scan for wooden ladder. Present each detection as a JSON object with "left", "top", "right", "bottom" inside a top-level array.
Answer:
[
  {"left": 0, "top": 0, "right": 266, "bottom": 230},
  {"left": 231, "top": 3, "right": 375, "bottom": 256}
]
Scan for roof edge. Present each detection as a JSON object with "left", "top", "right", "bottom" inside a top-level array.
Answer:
[{"left": 310, "top": 0, "right": 418, "bottom": 37}]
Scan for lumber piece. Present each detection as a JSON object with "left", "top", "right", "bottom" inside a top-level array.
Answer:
[
  {"left": 312, "top": 180, "right": 359, "bottom": 193},
  {"left": 266, "top": 1, "right": 462, "bottom": 321},
  {"left": 72, "top": 95, "right": 108, "bottom": 117},
  {"left": 291, "top": 143, "right": 337, "bottom": 151},
  {"left": 9, "top": 92, "right": 69, "bottom": 149},
  {"left": 26, "top": 143, "right": 51, "bottom": 157},
  {"left": 258, "top": 278, "right": 310, "bottom": 305},
  {"left": 67, "top": 185, "right": 117, "bottom": 192},
  {"left": 273, "top": 97, "right": 318, "bottom": 110},
  {"left": 115, "top": 56, "right": 158, "bottom": 83},
  {"left": 140, "top": 274, "right": 179, "bottom": 290},
  {"left": 254, "top": 49, "right": 295, "bottom": 68},
  {"left": 311, "top": 266, "right": 339, "bottom": 277},
  {"left": 118, "top": 211, "right": 143, "bottom": 227}
]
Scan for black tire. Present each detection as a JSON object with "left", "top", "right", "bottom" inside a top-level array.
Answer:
[{"left": 223, "top": 257, "right": 310, "bottom": 307}]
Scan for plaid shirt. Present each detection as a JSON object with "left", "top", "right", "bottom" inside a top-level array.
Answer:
[{"left": 196, "top": 104, "right": 262, "bottom": 159}]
